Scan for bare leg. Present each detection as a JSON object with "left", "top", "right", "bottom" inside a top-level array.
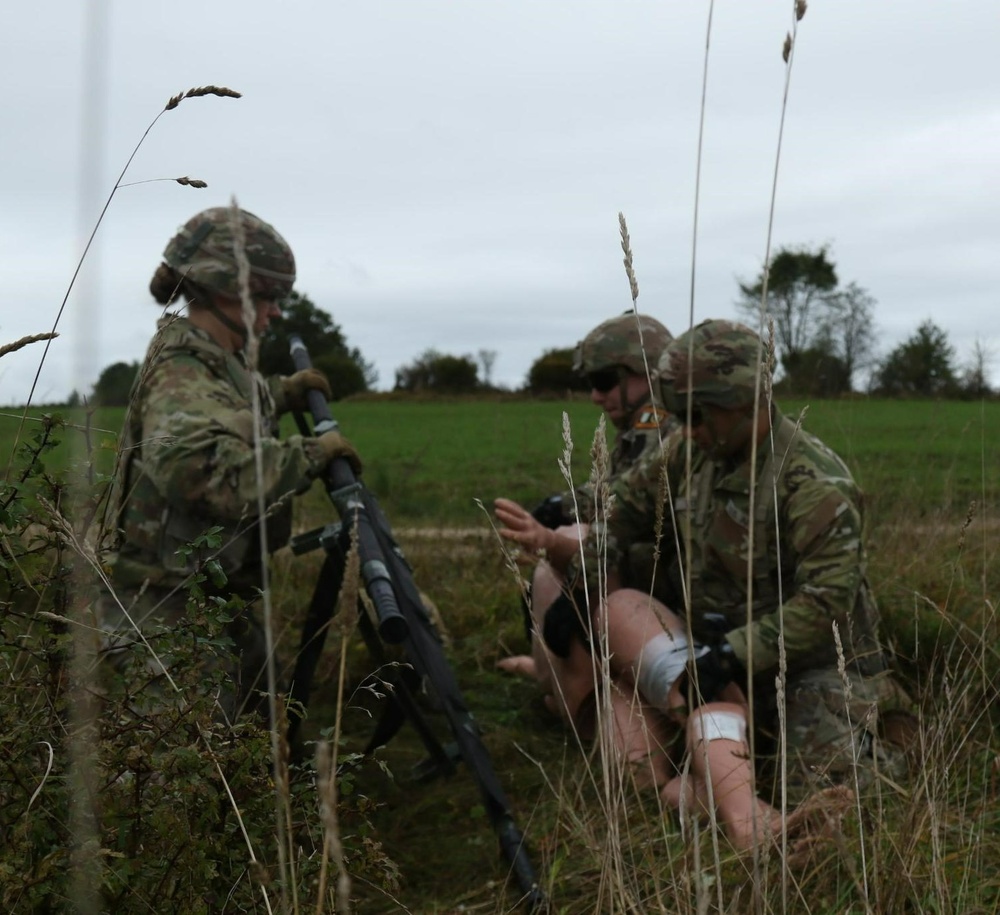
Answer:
[
  {"left": 660, "top": 701, "right": 775, "bottom": 851},
  {"left": 602, "top": 588, "right": 684, "bottom": 672},
  {"left": 601, "top": 682, "right": 674, "bottom": 790},
  {"left": 497, "top": 524, "right": 587, "bottom": 704},
  {"left": 500, "top": 566, "right": 685, "bottom": 790},
  {"left": 523, "top": 556, "right": 565, "bottom": 697}
]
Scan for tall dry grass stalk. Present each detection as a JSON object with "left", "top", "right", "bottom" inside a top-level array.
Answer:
[
  {"left": 117, "top": 174, "right": 208, "bottom": 189},
  {"left": 16, "top": 84, "right": 240, "bottom": 428},
  {"left": 671, "top": 5, "right": 730, "bottom": 911},
  {"left": 529, "top": 2, "right": 828, "bottom": 909},
  {"left": 491, "top": 4, "right": 820, "bottom": 892},
  {"left": 230, "top": 197, "right": 294, "bottom": 909},
  {"left": 614, "top": 220, "right": 689, "bottom": 903},
  {"left": 0, "top": 332, "right": 58, "bottom": 360},
  {"left": 739, "top": 3, "right": 810, "bottom": 909},
  {"left": 37, "top": 86, "right": 246, "bottom": 913},
  {"left": 587, "top": 417, "right": 629, "bottom": 904},
  {"left": 618, "top": 211, "right": 668, "bottom": 457},
  {"left": 619, "top": 212, "right": 640, "bottom": 306}
]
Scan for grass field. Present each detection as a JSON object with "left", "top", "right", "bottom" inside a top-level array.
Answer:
[
  {"left": 3, "top": 395, "right": 999, "bottom": 912},
  {"left": 4, "top": 395, "right": 999, "bottom": 525}
]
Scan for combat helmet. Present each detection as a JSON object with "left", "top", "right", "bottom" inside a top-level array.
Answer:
[
  {"left": 573, "top": 313, "right": 673, "bottom": 376},
  {"left": 162, "top": 206, "right": 296, "bottom": 300},
  {"left": 657, "top": 319, "right": 768, "bottom": 412}
]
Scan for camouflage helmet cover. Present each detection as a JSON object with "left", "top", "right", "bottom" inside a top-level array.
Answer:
[
  {"left": 162, "top": 206, "right": 296, "bottom": 300},
  {"left": 657, "top": 319, "right": 769, "bottom": 411},
  {"left": 573, "top": 313, "right": 673, "bottom": 375}
]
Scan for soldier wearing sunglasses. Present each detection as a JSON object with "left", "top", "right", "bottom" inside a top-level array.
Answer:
[{"left": 494, "top": 312, "right": 677, "bottom": 775}]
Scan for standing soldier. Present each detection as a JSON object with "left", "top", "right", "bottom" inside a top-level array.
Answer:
[{"left": 99, "top": 206, "right": 361, "bottom": 722}]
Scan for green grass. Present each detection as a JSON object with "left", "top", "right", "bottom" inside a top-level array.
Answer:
[
  {"left": 779, "top": 398, "right": 999, "bottom": 521},
  {"left": 272, "top": 396, "right": 1000, "bottom": 912},
  {"left": 5, "top": 396, "right": 1000, "bottom": 526},
  {"left": 4, "top": 394, "right": 1000, "bottom": 912}
]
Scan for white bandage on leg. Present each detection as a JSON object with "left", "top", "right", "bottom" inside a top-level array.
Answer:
[
  {"left": 691, "top": 710, "right": 747, "bottom": 744},
  {"left": 633, "top": 633, "right": 709, "bottom": 710}
]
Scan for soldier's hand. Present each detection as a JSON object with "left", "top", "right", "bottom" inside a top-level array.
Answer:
[
  {"left": 282, "top": 368, "right": 332, "bottom": 412},
  {"left": 494, "top": 498, "right": 549, "bottom": 554},
  {"left": 683, "top": 641, "right": 743, "bottom": 708},
  {"left": 314, "top": 429, "right": 363, "bottom": 476}
]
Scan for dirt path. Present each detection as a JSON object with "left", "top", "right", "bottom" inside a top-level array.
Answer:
[{"left": 394, "top": 527, "right": 492, "bottom": 540}]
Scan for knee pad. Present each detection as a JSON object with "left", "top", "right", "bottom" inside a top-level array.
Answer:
[{"left": 691, "top": 709, "right": 747, "bottom": 744}]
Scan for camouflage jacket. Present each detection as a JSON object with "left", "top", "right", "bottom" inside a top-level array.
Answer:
[
  {"left": 558, "top": 401, "right": 676, "bottom": 596},
  {"left": 579, "top": 408, "right": 885, "bottom": 678},
  {"left": 108, "top": 315, "right": 326, "bottom": 592},
  {"left": 564, "top": 401, "right": 674, "bottom": 523}
]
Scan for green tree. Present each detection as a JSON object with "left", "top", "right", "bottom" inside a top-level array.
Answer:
[
  {"left": 737, "top": 246, "right": 877, "bottom": 394},
  {"left": 873, "top": 320, "right": 958, "bottom": 397},
  {"left": 91, "top": 360, "right": 139, "bottom": 406},
  {"left": 830, "top": 282, "right": 877, "bottom": 390},
  {"left": 259, "top": 291, "right": 376, "bottom": 399},
  {"left": 313, "top": 352, "right": 369, "bottom": 399},
  {"left": 959, "top": 339, "right": 993, "bottom": 399},
  {"left": 477, "top": 349, "right": 498, "bottom": 388},
  {"left": 777, "top": 344, "right": 850, "bottom": 398},
  {"left": 737, "top": 246, "right": 839, "bottom": 367},
  {"left": 394, "top": 349, "right": 480, "bottom": 392},
  {"left": 526, "top": 348, "right": 589, "bottom": 394}
]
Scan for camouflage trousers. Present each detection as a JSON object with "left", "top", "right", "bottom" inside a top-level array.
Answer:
[
  {"left": 753, "top": 666, "right": 915, "bottom": 806},
  {"left": 95, "top": 579, "right": 270, "bottom": 724}
]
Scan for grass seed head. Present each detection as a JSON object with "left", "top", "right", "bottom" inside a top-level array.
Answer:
[
  {"left": 0, "top": 332, "right": 58, "bottom": 359},
  {"left": 164, "top": 85, "right": 242, "bottom": 111},
  {"left": 957, "top": 500, "right": 977, "bottom": 551},
  {"left": 618, "top": 212, "right": 639, "bottom": 303}
]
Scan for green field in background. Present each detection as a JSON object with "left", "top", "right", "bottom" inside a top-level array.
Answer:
[{"left": 3, "top": 397, "right": 997, "bottom": 525}]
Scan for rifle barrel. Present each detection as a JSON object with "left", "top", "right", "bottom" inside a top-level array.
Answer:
[{"left": 288, "top": 334, "right": 407, "bottom": 643}]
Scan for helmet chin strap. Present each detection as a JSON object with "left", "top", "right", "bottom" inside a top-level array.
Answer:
[
  {"left": 620, "top": 370, "right": 652, "bottom": 422},
  {"left": 206, "top": 298, "right": 251, "bottom": 349}
]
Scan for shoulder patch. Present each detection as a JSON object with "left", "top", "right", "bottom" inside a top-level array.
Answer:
[{"left": 633, "top": 405, "right": 670, "bottom": 430}]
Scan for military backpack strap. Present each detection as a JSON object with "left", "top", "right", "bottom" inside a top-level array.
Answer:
[{"left": 156, "top": 326, "right": 255, "bottom": 402}]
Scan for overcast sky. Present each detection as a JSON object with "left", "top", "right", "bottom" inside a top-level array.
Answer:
[{"left": 1, "top": 1, "right": 997, "bottom": 405}]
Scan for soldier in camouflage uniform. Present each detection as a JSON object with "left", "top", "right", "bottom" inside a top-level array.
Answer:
[
  {"left": 98, "top": 206, "right": 360, "bottom": 722},
  {"left": 494, "top": 312, "right": 676, "bottom": 779},
  {"left": 500, "top": 318, "right": 911, "bottom": 848}
]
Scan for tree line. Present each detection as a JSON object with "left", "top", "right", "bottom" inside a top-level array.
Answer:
[{"left": 86, "top": 247, "right": 993, "bottom": 405}]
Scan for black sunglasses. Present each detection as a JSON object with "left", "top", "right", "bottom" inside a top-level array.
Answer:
[{"left": 587, "top": 369, "right": 621, "bottom": 393}]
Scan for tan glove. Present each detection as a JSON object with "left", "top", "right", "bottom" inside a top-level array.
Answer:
[
  {"left": 282, "top": 368, "right": 332, "bottom": 412},
  {"left": 313, "top": 429, "right": 363, "bottom": 476}
]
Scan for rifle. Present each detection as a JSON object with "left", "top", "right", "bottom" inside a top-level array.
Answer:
[{"left": 284, "top": 335, "right": 545, "bottom": 912}]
